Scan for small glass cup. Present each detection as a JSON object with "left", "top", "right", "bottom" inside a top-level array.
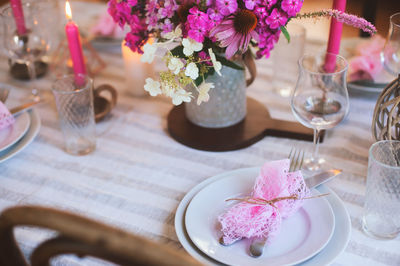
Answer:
[
  {"left": 52, "top": 74, "right": 96, "bottom": 155},
  {"left": 362, "top": 140, "right": 400, "bottom": 239},
  {"left": 272, "top": 23, "right": 306, "bottom": 97}
]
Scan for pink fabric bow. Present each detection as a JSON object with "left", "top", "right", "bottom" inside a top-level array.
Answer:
[
  {"left": 90, "top": 12, "right": 125, "bottom": 39},
  {"left": 0, "top": 101, "right": 15, "bottom": 130},
  {"left": 348, "top": 35, "right": 385, "bottom": 82},
  {"left": 218, "top": 159, "right": 310, "bottom": 245}
]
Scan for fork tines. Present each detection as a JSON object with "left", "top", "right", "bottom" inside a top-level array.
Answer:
[{"left": 288, "top": 148, "right": 304, "bottom": 172}]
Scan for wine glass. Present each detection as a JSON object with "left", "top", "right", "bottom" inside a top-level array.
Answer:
[
  {"left": 1, "top": 1, "right": 55, "bottom": 98},
  {"left": 381, "top": 12, "right": 400, "bottom": 76},
  {"left": 291, "top": 52, "right": 349, "bottom": 172}
]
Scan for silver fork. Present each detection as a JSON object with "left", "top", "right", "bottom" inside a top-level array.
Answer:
[{"left": 249, "top": 148, "right": 304, "bottom": 258}]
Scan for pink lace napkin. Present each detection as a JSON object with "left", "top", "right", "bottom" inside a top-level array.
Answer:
[
  {"left": 90, "top": 12, "right": 124, "bottom": 39},
  {"left": 348, "top": 35, "right": 385, "bottom": 82},
  {"left": 218, "top": 159, "right": 310, "bottom": 245},
  {"left": 0, "top": 101, "right": 15, "bottom": 130}
]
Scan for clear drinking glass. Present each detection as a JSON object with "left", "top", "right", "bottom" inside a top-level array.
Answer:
[
  {"left": 1, "top": 1, "right": 54, "bottom": 96},
  {"left": 291, "top": 52, "right": 349, "bottom": 172},
  {"left": 52, "top": 74, "right": 96, "bottom": 156},
  {"left": 381, "top": 12, "right": 400, "bottom": 76},
  {"left": 362, "top": 140, "right": 400, "bottom": 239},
  {"left": 272, "top": 23, "right": 306, "bottom": 97}
]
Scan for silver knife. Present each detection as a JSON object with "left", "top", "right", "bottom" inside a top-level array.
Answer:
[
  {"left": 249, "top": 169, "right": 342, "bottom": 258},
  {"left": 304, "top": 169, "right": 342, "bottom": 189},
  {"left": 10, "top": 100, "right": 43, "bottom": 116}
]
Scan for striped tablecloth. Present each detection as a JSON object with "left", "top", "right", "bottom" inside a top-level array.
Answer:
[{"left": 0, "top": 11, "right": 399, "bottom": 266}]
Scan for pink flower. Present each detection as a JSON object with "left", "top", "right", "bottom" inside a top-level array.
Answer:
[
  {"left": 108, "top": 0, "right": 128, "bottom": 27},
  {"left": 158, "top": 0, "right": 177, "bottom": 18},
  {"left": 244, "top": 0, "right": 260, "bottom": 10},
  {"left": 216, "top": 0, "right": 238, "bottom": 16},
  {"left": 254, "top": 6, "right": 268, "bottom": 20},
  {"left": 187, "top": 7, "right": 209, "bottom": 25},
  {"left": 297, "top": 9, "right": 377, "bottom": 35},
  {"left": 281, "top": 0, "right": 303, "bottom": 17},
  {"left": 256, "top": 30, "right": 280, "bottom": 58},
  {"left": 210, "top": 10, "right": 259, "bottom": 58},
  {"left": 327, "top": 9, "right": 376, "bottom": 35},
  {"left": 127, "top": 0, "right": 137, "bottom": 6},
  {"left": 125, "top": 31, "right": 148, "bottom": 54},
  {"left": 262, "top": 0, "right": 277, "bottom": 9},
  {"left": 188, "top": 25, "right": 208, "bottom": 42},
  {"left": 198, "top": 51, "right": 213, "bottom": 65},
  {"left": 146, "top": 0, "right": 157, "bottom": 14},
  {"left": 207, "top": 8, "right": 224, "bottom": 23},
  {"left": 265, "top": 8, "right": 288, "bottom": 29},
  {"left": 186, "top": 7, "right": 211, "bottom": 42},
  {"left": 162, "top": 19, "right": 174, "bottom": 35}
]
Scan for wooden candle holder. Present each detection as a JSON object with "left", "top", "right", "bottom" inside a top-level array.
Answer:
[{"left": 168, "top": 97, "right": 320, "bottom": 151}]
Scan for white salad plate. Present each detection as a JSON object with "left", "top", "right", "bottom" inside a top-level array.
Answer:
[
  {"left": 0, "top": 110, "right": 41, "bottom": 163},
  {"left": 0, "top": 112, "right": 30, "bottom": 152},
  {"left": 175, "top": 167, "right": 352, "bottom": 266}
]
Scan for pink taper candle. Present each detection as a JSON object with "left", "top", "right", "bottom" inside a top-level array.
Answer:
[
  {"left": 10, "top": 0, "right": 27, "bottom": 35},
  {"left": 325, "top": 0, "right": 347, "bottom": 72},
  {"left": 65, "top": 1, "right": 86, "bottom": 85}
]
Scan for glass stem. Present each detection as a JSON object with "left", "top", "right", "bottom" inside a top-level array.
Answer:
[
  {"left": 26, "top": 60, "right": 39, "bottom": 100},
  {"left": 312, "top": 128, "right": 321, "bottom": 161}
]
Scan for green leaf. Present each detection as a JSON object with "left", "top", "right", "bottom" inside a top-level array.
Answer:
[
  {"left": 281, "top": 26, "right": 290, "bottom": 43},
  {"left": 170, "top": 45, "right": 185, "bottom": 58},
  {"left": 194, "top": 68, "right": 215, "bottom": 87},
  {"left": 215, "top": 55, "right": 244, "bottom": 70}
]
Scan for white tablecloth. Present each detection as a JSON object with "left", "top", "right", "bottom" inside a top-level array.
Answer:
[{"left": 0, "top": 3, "right": 399, "bottom": 265}]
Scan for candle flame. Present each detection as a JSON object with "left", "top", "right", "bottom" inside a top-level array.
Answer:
[{"left": 65, "top": 1, "right": 72, "bottom": 20}]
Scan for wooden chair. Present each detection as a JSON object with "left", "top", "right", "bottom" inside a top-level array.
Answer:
[{"left": 0, "top": 205, "right": 202, "bottom": 266}]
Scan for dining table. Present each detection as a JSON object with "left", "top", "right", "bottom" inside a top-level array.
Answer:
[{"left": 0, "top": 1, "right": 399, "bottom": 265}]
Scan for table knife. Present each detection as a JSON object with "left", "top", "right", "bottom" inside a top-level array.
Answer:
[{"left": 249, "top": 168, "right": 342, "bottom": 258}]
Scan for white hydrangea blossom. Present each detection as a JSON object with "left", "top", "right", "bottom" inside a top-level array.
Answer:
[
  {"left": 144, "top": 78, "right": 161, "bottom": 96},
  {"left": 168, "top": 57, "right": 184, "bottom": 75},
  {"left": 172, "top": 89, "right": 192, "bottom": 105},
  {"left": 162, "top": 25, "right": 182, "bottom": 40},
  {"left": 141, "top": 43, "right": 157, "bottom": 63},
  {"left": 185, "top": 62, "right": 199, "bottom": 80},
  {"left": 197, "top": 82, "right": 214, "bottom": 105},
  {"left": 162, "top": 84, "right": 175, "bottom": 97},
  {"left": 208, "top": 48, "right": 222, "bottom": 76},
  {"left": 182, "top": 38, "right": 203, "bottom": 56}
]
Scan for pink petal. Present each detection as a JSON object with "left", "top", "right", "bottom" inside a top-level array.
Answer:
[
  {"left": 225, "top": 33, "right": 241, "bottom": 58},
  {"left": 251, "top": 30, "right": 259, "bottom": 42},
  {"left": 215, "top": 28, "right": 236, "bottom": 41},
  {"left": 220, "top": 31, "right": 240, "bottom": 47}
]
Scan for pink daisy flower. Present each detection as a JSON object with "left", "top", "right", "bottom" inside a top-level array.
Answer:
[{"left": 210, "top": 9, "right": 259, "bottom": 59}]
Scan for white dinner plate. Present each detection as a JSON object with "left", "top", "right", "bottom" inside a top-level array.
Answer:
[
  {"left": 0, "top": 112, "right": 30, "bottom": 152},
  {"left": 0, "top": 109, "right": 41, "bottom": 163},
  {"left": 175, "top": 167, "right": 352, "bottom": 266},
  {"left": 185, "top": 170, "right": 335, "bottom": 266}
]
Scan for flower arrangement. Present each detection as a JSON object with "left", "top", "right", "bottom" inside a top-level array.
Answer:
[{"left": 108, "top": 0, "right": 376, "bottom": 105}]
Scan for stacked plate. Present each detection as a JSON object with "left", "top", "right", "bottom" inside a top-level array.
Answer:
[
  {"left": 175, "top": 168, "right": 351, "bottom": 266},
  {"left": 0, "top": 110, "right": 41, "bottom": 163}
]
